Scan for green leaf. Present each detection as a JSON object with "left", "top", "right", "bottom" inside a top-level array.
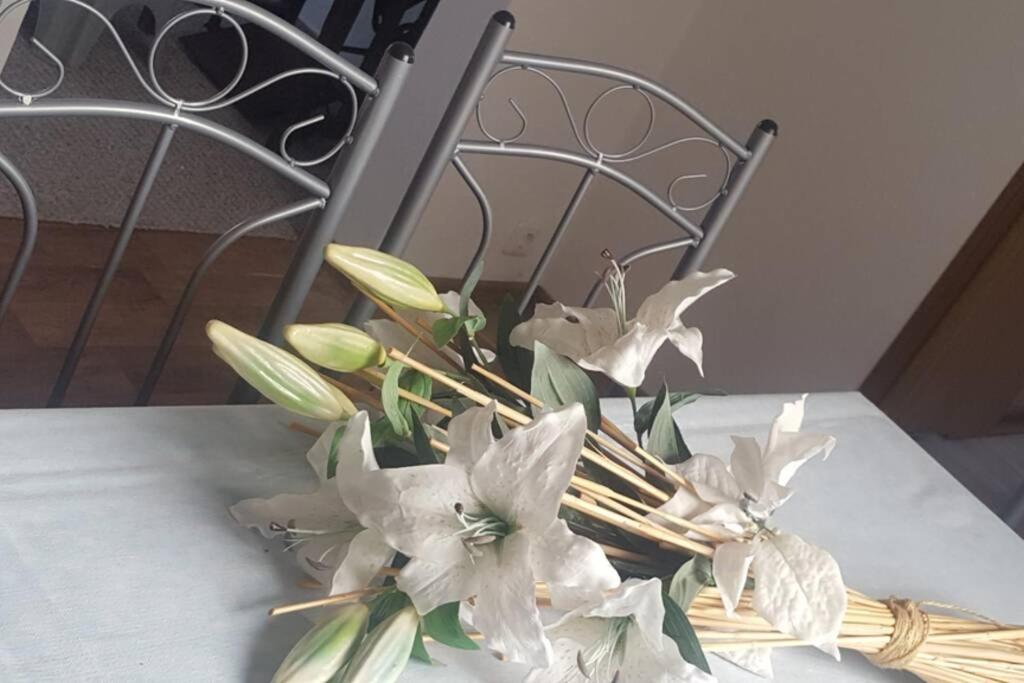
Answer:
[
  {"left": 325, "top": 423, "right": 346, "bottom": 478},
  {"left": 409, "top": 412, "right": 439, "bottom": 464},
  {"left": 382, "top": 361, "right": 410, "bottom": 438},
  {"left": 370, "top": 415, "right": 402, "bottom": 446},
  {"left": 432, "top": 314, "right": 487, "bottom": 349},
  {"left": 410, "top": 623, "right": 431, "bottom": 663},
  {"left": 421, "top": 602, "right": 480, "bottom": 651},
  {"left": 463, "top": 314, "right": 486, "bottom": 336},
  {"left": 668, "top": 555, "right": 713, "bottom": 612},
  {"left": 399, "top": 370, "right": 432, "bottom": 418},
  {"left": 459, "top": 259, "right": 485, "bottom": 321},
  {"left": 431, "top": 316, "right": 463, "bottom": 349},
  {"left": 367, "top": 589, "right": 410, "bottom": 631},
  {"left": 647, "top": 382, "right": 692, "bottom": 465},
  {"left": 661, "top": 591, "right": 711, "bottom": 674},
  {"left": 635, "top": 391, "right": 700, "bottom": 437},
  {"left": 496, "top": 294, "right": 533, "bottom": 390},
  {"left": 530, "top": 341, "right": 601, "bottom": 431}
]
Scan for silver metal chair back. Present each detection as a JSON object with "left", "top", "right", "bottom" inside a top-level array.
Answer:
[
  {"left": 0, "top": 0, "right": 414, "bottom": 406},
  {"left": 352, "top": 10, "right": 774, "bottom": 321}
]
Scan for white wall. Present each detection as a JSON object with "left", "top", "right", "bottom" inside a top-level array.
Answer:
[{"left": 404, "top": 0, "right": 1024, "bottom": 394}]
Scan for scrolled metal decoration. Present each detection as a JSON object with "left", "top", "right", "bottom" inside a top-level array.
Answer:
[
  {"left": 278, "top": 78, "right": 359, "bottom": 167},
  {"left": 473, "top": 61, "right": 736, "bottom": 215},
  {"left": 581, "top": 83, "right": 656, "bottom": 159},
  {"left": 476, "top": 65, "right": 588, "bottom": 150},
  {"left": 147, "top": 6, "right": 250, "bottom": 109},
  {"left": 0, "top": 0, "right": 388, "bottom": 406},
  {"left": 0, "top": 0, "right": 360, "bottom": 165}
]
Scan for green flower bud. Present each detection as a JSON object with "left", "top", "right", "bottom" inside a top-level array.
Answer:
[
  {"left": 338, "top": 606, "right": 419, "bottom": 683},
  {"left": 206, "top": 320, "right": 357, "bottom": 420},
  {"left": 284, "top": 323, "right": 385, "bottom": 373},
  {"left": 271, "top": 604, "right": 369, "bottom": 683},
  {"left": 324, "top": 244, "right": 444, "bottom": 312}
]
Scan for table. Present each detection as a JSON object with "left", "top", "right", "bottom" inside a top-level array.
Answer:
[{"left": 2, "top": 394, "right": 1021, "bottom": 682}]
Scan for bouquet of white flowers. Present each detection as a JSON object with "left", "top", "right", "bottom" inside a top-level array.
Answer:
[{"left": 210, "top": 245, "right": 1024, "bottom": 683}]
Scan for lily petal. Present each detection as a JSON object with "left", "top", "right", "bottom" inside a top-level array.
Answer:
[
  {"left": 763, "top": 431, "right": 836, "bottom": 488},
  {"left": 444, "top": 403, "right": 496, "bottom": 469},
  {"left": 295, "top": 535, "right": 350, "bottom": 586},
  {"left": 230, "top": 483, "right": 346, "bottom": 540},
  {"left": 437, "top": 291, "right": 486, "bottom": 318},
  {"left": 679, "top": 454, "right": 743, "bottom": 504},
  {"left": 334, "top": 411, "right": 378, "bottom": 473},
  {"left": 666, "top": 326, "right": 706, "bottom": 376},
  {"left": 634, "top": 269, "right": 734, "bottom": 331},
  {"left": 346, "top": 463, "right": 480, "bottom": 560},
  {"left": 729, "top": 436, "right": 766, "bottom": 501},
  {"left": 712, "top": 541, "right": 755, "bottom": 616},
  {"left": 766, "top": 394, "right": 807, "bottom": 454},
  {"left": 305, "top": 421, "right": 346, "bottom": 483},
  {"left": 472, "top": 532, "right": 551, "bottom": 666},
  {"left": 330, "top": 528, "right": 395, "bottom": 595},
  {"left": 583, "top": 579, "right": 665, "bottom": 651},
  {"left": 531, "top": 519, "right": 620, "bottom": 609},
  {"left": 653, "top": 484, "right": 711, "bottom": 525},
  {"left": 396, "top": 544, "right": 480, "bottom": 614},
  {"left": 525, "top": 616, "right": 606, "bottom": 683},
  {"left": 691, "top": 503, "right": 749, "bottom": 536},
  {"left": 576, "top": 322, "right": 668, "bottom": 388},
  {"left": 470, "top": 404, "right": 586, "bottom": 533},
  {"left": 510, "top": 303, "right": 621, "bottom": 363},
  {"left": 621, "top": 629, "right": 716, "bottom": 683}
]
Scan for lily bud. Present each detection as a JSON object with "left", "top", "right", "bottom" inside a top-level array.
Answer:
[
  {"left": 271, "top": 604, "right": 369, "bottom": 683},
  {"left": 324, "top": 244, "right": 444, "bottom": 312},
  {"left": 284, "top": 323, "right": 385, "bottom": 373},
  {"left": 338, "top": 606, "right": 419, "bottom": 683},
  {"left": 206, "top": 320, "right": 356, "bottom": 420}
]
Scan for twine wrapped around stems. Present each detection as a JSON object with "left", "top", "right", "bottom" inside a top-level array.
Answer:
[
  {"left": 866, "top": 598, "right": 930, "bottom": 669},
  {"left": 690, "top": 587, "right": 1024, "bottom": 683}
]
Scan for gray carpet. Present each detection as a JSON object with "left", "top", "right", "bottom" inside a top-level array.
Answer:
[{"left": 0, "top": 7, "right": 309, "bottom": 238}]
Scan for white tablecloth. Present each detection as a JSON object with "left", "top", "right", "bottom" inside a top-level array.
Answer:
[{"left": 1, "top": 393, "right": 1021, "bottom": 682}]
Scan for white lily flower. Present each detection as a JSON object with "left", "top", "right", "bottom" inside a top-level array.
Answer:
[
  {"left": 364, "top": 291, "right": 495, "bottom": 371},
  {"left": 339, "top": 402, "right": 621, "bottom": 667},
  {"left": 525, "top": 578, "right": 715, "bottom": 683},
  {"left": 650, "top": 396, "right": 844, "bottom": 676},
  {"left": 509, "top": 269, "right": 733, "bottom": 388},
  {"left": 654, "top": 395, "right": 836, "bottom": 543},
  {"left": 230, "top": 413, "right": 394, "bottom": 595}
]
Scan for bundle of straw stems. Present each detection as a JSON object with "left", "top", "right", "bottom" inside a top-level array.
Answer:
[
  {"left": 294, "top": 299, "right": 1023, "bottom": 682},
  {"left": 689, "top": 586, "right": 1024, "bottom": 683}
]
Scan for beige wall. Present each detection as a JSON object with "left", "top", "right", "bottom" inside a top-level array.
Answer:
[{"left": 404, "top": 0, "right": 1024, "bottom": 393}]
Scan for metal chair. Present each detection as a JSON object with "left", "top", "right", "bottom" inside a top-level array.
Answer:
[
  {"left": 347, "top": 10, "right": 775, "bottom": 323},
  {"left": 0, "top": 0, "right": 415, "bottom": 406}
]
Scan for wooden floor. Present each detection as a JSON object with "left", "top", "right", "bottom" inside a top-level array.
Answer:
[
  {"left": 0, "top": 218, "right": 359, "bottom": 407},
  {"left": 0, "top": 218, "right": 533, "bottom": 408}
]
